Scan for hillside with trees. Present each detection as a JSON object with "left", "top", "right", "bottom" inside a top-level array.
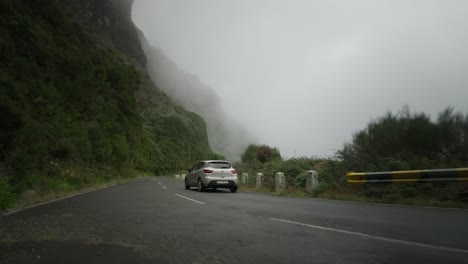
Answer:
[
  {"left": 340, "top": 107, "right": 468, "bottom": 172},
  {"left": 237, "top": 107, "right": 468, "bottom": 207},
  {"left": 0, "top": 0, "right": 213, "bottom": 208}
]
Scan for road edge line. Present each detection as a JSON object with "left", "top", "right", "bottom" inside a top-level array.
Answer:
[
  {"left": 1, "top": 177, "right": 147, "bottom": 218},
  {"left": 238, "top": 190, "right": 468, "bottom": 211},
  {"left": 269, "top": 217, "right": 468, "bottom": 255}
]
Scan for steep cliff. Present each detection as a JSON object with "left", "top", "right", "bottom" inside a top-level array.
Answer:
[
  {"left": 0, "top": 0, "right": 212, "bottom": 208},
  {"left": 139, "top": 37, "right": 253, "bottom": 161},
  {"left": 63, "top": 0, "right": 214, "bottom": 167},
  {"left": 64, "top": 0, "right": 146, "bottom": 67}
]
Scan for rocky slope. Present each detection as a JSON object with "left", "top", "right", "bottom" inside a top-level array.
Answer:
[{"left": 0, "top": 0, "right": 212, "bottom": 208}]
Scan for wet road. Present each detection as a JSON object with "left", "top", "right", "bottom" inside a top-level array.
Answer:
[{"left": 1, "top": 177, "right": 467, "bottom": 263}]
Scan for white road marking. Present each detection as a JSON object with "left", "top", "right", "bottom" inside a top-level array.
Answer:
[
  {"left": 176, "top": 194, "right": 205, "bottom": 205},
  {"left": 154, "top": 180, "right": 167, "bottom": 189},
  {"left": 269, "top": 218, "right": 468, "bottom": 255}
]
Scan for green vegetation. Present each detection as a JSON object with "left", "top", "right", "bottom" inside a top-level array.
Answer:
[
  {"left": 0, "top": 177, "right": 14, "bottom": 209},
  {"left": 0, "top": 0, "right": 212, "bottom": 209},
  {"left": 211, "top": 152, "right": 225, "bottom": 160},
  {"left": 237, "top": 107, "right": 468, "bottom": 208},
  {"left": 240, "top": 144, "right": 281, "bottom": 168},
  {"left": 339, "top": 106, "right": 468, "bottom": 171}
]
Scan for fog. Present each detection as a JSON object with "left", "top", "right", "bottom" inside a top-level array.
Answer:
[
  {"left": 138, "top": 32, "right": 253, "bottom": 160},
  {"left": 132, "top": 0, "right": 468, "bottom": 159}
]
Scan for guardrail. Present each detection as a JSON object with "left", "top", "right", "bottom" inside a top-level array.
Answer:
[{"left": 347, "top": 168, "right": 468, "bottom": 184}]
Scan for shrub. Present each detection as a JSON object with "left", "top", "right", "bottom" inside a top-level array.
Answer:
[
  {"left": 295, "top": 171, "right": 308, "bottom": 188},
  {"left": 312, "top": 182, "right": 329, "bottom": 196},
  {"left": 0, "top": 178, "right": 14, "bottom": 209}
]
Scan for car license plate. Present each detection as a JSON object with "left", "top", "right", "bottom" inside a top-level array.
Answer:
[{"left": 217, "top": 181, "right": 228, "bottom": 184}]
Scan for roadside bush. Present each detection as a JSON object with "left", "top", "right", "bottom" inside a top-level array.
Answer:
[
  {"left": 313, "top": 159, "right": 346, "bottom": 188},
  {"left": 312, "top": 182, "right": 329, "bottom": 196},
  {"left": 295, "top": 171, "right": 308, "bottom": 188},
  {"left": 0, "top": 178, "right": 14, "bottom": 209}
]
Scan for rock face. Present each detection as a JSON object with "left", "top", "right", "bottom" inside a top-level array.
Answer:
[
  {"left": 108, "top": 0, "right": 135, "bottom": 18},
  {"left": 64, "top": 0, "right": 146, "bottom": 67}
]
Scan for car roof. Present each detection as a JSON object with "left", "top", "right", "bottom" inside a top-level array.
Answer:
[{"left": 200, "top": 160, "right": 231, "bottom": 163}]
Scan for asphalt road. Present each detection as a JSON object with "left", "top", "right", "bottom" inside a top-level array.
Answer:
[{"left": 1, "top": 177, "right": 468, "bottom": 264}]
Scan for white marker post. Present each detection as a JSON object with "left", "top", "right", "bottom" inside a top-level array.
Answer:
[
  {"left": 242, "top": 173, "right": 249, "bottom": 184},
  {"left": 306, "top": 170, "right": 319, "bottom": 193},
  {"left": 275, "top": 172, "right": 286, "bottom": 193},
  {"left": 256, "top": 173, "right": 263, "bottom": 190}
]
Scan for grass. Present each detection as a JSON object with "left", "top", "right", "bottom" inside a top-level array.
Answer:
[
  {"left": 4, "top": 172, "right": 152, "bottom": 212},
  {"left": 316, "top": 190, "right": 468, "bottom": 208},
  {"left": 238, "top": 183, "right": 468, "bottom": 209}
]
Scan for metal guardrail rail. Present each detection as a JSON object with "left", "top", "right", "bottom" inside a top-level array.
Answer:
[{"left": 347, "top": 168, "right": 468, "bottom": 184}]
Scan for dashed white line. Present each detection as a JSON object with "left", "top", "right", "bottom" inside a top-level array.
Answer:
[
  {"left": 154, "top": 180, "right": 167, "bottom": 189},
  {"left": 176, "top": 194, "right": 205, "bottom": 204},
  {"left": 269, "top": 217, "right": 468, "bottom": 255}
]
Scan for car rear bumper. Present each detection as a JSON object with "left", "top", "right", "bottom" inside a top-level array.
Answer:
[
  {"left": 202, "top": 176, "right": 238, "bottom": 188},
  {"left": 206, "top": 180, "right": 237, "bottom": 188}
]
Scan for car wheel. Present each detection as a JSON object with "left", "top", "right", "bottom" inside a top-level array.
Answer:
[
  {"left": 230, "top": 186, "right": 238, "bottom": 193},
  {"left": 197, "top": 179, "right": 206, "bottom": 192},
  {"left": 185, "top": 179, "right": 190, "bottom": 190}
]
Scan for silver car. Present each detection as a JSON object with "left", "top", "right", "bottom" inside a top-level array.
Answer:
[{"left": 185, "top": 160, "right": 238, "bottom": 192}]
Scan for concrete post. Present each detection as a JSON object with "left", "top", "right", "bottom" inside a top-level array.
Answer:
[
  {"left": 175, "top": 174, "right": 180, "bottom": 179},
  {"left": 242, "top": 173, "right": 249, "bottom": 184},
  {"left": 181, "top": 174, "right": 186, "bottom": 180},
  {"left": 306, "top": 170, "right": 319, "bottom": 193},
  {"left": 275, "top": 172, "right": 286, "bottom": 193},
  {"left": 256, "top": 173, "right": 263, "bottom": 190}
]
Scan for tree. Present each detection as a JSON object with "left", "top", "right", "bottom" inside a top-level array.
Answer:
[
  {"left": 241, "top": 144, "right": 259, "bottom": 165},
  {"left": 211, "top": 152, "right": 225, "bottom": 160},
  {"left": 339, "top": 107, "right": 468, "bottom": 171},
  {"left": 240, "top": 144, "right": 282, "bottom": 168},
  {"left": 256, "top": 145, "right": 281, "bottom": 164},
  {"left": 437, "top": 107, "right": 465, "bottom": 160}
]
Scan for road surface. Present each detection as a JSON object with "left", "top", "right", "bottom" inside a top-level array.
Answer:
[{"left": 1, "top": 177, "right": 467, "bottom": 263}]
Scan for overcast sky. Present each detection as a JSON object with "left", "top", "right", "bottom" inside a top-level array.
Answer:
[{"left": 132, "top": 0, "right": 468, "bottom": 158}]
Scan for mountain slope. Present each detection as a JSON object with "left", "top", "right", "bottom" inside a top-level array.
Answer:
[
  {"left": 139, "top": 33, "right": 254, "bottom": 161},
  {"left": 0, "top": 0, "right": 212, "bottom": 208}
]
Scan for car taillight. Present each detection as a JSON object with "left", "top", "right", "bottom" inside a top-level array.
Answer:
[
  {"left": 231, "top": 169, "right": 238, "bottom": 174},
  {"left": 203, "top": 169, "right": 213, "bottom": 174}
]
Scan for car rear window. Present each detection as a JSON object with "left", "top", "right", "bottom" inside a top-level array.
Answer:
[{"left": 208, "top": 162, "right": 231, "bottom": 169}]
